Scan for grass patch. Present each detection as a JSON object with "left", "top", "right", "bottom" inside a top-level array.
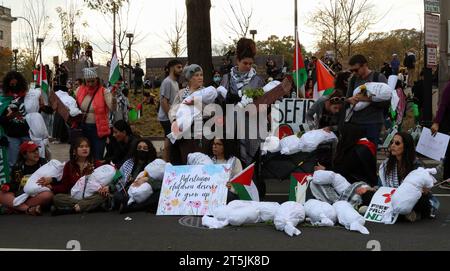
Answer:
[{"left": 128, "top": 88, "right": 165, "bottom": 138}]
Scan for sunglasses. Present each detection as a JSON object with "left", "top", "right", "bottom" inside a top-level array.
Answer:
[
  {"left": 329, "top": 97, "right": 345, "bottom": 103},
  {"left": 390, "top": 140, "right": 402, "bottom": 146}
]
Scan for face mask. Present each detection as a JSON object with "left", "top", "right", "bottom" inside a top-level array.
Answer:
[
  {"left": 136, "top": 150, "right": 149, "bottom": 161},
  {"left": 213, "top": 76, "right": 221, "bottom": 83}
]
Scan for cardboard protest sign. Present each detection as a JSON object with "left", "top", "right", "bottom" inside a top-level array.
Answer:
[
  {"left": 416, "top": 127, "right": 450, "bottom": 161},
  {"left": 364, "top": 187, "right": 399, "bottom": 224},
  {"left": 157, "top": 164, "right": 231, "bottom": 216},
  {"left": 271, "top": 98, "right": 316, "bottom": 138}
]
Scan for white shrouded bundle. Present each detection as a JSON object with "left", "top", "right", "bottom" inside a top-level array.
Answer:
[
  {"left": 298, "top": 129, "right": 338, "bottom": 153},
  {"left": 263, "top": 80, "right": 281, "bottom": 93},
  {"left": 55, "top": 90, "right": 82, "bottom": 117},
  {"left": 382, "top": 168, "right": 437, "bottom": 222},
  {"left": 187, "top": 152, "right": 214, "bottom": 165},
  {"left": 311, "top": 170, "right": 351, "bottom": 195},
  {"left": 13, "top": 160, "right": 65, "bottom": 207},
  {"left": 333, "top": 201, "right": 369, "bottom": 235},
  {"left": 127, "top": 183, "right": 153, "bottom": 205},
  {"left": 352, "top": 82, "right": 393, "bottom": 112},
  {"left": 126, "top": 159, "right": 168, "bottom": 205},
  {"left": 280, "top": 135, "right": 302, "bottom": 155},
  {"left": 25, "top": 112, "right": 49, "bottom": 158},
  {"left": 71, "top": 165, "right": 116, "bottom": 200},
  {"left": 274, "top": 202, "right": 306, "bottom": 237},
  {"left": 202, "top": 201, "right": 281, "bottom": 229},
  {"left": 183, "top": 86, "right": 218, "bottom": 105},
  {"left": 261, "top": 136, "right": 281, "bottom": 155},
  {"left": 24, "top": 88, "right": 41, "bottom": 113},
  {"left": 304, "top": 199, "right": 337, "bottom": 227},
  {"left": 237, "top": 81, "right": 281, "bottom": 108},
  {"left": 217, "top": 86, "right": 228, "bottom": 99}
]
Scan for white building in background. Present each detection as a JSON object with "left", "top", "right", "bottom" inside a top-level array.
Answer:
[{"left": 0, "top": 6, "right": 16, "bottom": 49}]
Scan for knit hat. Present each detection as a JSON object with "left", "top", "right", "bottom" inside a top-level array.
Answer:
[
  {"left": 183, "top": 64, "right": 203, "bottom": 81},
  {"left": 83, "top": 67, "right": 98, "bottom": 79}
]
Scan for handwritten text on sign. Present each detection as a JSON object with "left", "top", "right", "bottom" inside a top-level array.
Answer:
[
  {"left": 364, "top": 187, "right": 399, "bottom": 224},
  {"left": 271, "top": 99, "right": 315, "bottom": 135},
  {"left": 157, "top": 164, "right": 231, "bottom": 216},
  {"left": 416, "top": 127, "right": 450, "bottom": 161}
]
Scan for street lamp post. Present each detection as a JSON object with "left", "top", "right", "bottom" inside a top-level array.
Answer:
[
  {"left": 12, "top": 49, "right": 18, "bottom": 71},
  {"left": 13, "top": 16, "right": 35, "bottom": 65},
  {"left": 250, "top": 29, "right": 257, "bottom": 41},
  {"left": 36, "top": 38, "right": 44, "bottom": 66},
  {"left": 126, "top": 33, "right": 134, "bottom": 89}
]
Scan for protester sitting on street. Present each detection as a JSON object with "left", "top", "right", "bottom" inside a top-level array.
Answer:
[
  {"left": 50, "top": 137, "right": 103, "bottom": 216},
  {"left": 306, "top": 90, "right": 345, "bottom": 132},
  {"left": 431, "top": 79, "right": 450, "bottom": 190},
  {"left": 104, "top": 120, "right": 138, "bottom": 168},
  {"left": 0, "top": 71, "right": 30, "bottom": 168},
  {"left": 317, "top": 123, "right": 377, "bottom": 186},
  {"left": 76, "top": 67, "right": 116, "bottom": 160},
  {"left": 111, "top": 138, "right": 158, "bottom": 214},
  {"left": 0, "top": 142, "right": 52, "bottom": 215},
  {"left": 208, "top": 137, "right": 243, "bottom": 203},
  {"left": 220, "top": 38, "right": 265, "bottom": 167},
  {"left": 379, "top": 132, "right": 439, "bottom": 221}
]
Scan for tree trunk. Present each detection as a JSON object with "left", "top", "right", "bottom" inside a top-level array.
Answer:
[{"left": 186, "top": 0, "right": 213, "bottom": 86}]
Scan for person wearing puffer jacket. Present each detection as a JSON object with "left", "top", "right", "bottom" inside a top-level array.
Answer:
[
  {"left": 379, "top": 132, "right": 439, "bottom": 222},
  {"left": 110, "top": 138, "right": 159, "bottom": 214}
]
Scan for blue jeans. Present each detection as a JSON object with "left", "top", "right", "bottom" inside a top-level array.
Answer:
[
  {"left": 359, "top": 124, "right": 382, "bottom": 146},
  {"left": 81, "top": 123, "right": 106, "bottom": 160},
  {"left": 6, "top": 136, "right": 31, "bottom": 168}
]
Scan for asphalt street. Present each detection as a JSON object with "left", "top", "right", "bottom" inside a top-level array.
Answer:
[{"left": 0, "top": 143, "right": 448, "bottom": 251}]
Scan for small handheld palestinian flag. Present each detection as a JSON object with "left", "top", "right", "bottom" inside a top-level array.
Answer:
[
  {"left": 289, "top": 172, "right": 312, "bottom": 204},
  {"left": 231, "top": 163, "right": 260, "bottom": 202},
  {"left": 136, "top": 103, "right": 143, "bottom": 119},
  {"left": 313, "top": 60, "right": 335, "bottom": 99}
]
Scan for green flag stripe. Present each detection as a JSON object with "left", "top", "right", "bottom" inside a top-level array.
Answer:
[
  {"left": 109, "top": 66, "right": 121, "bottom": 85},
  {"left": 293, "top": 68, "right": 307, "bottom": 88},
  {"left": 289, "top": 176, "right": 298, "bottom": 202},
  {"left": 323, "top": 88, "right": 334, "bottom": 96},
  {"left": 231, "top": 183, "right": 252, "bottom": 201}
]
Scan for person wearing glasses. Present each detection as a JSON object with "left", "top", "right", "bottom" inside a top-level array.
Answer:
[
  {"left": 346, "top": 55, "right": 389, "bottom": 146},
  {"left": 379, "top": 132, "right": 439, "bottom": 222},
  {"left": 75, "top": 67, "right": 116, "bottom": 160},
  {"left": 306, "top": 90, "right": 345, "bottom": 132}
]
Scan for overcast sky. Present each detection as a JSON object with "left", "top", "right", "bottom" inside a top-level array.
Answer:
[{"left": 1, "top": 0, "right": 425, "bottom": 67}]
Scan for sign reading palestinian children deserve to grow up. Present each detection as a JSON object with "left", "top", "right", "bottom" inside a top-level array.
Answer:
[
  {"left": 157, "top": 164, "right": 231, "bottom": 216},
  {"left": 364, "top": 187, "right": 399, "bottom": 224}
]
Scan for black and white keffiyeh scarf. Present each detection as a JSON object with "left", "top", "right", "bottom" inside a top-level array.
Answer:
[{"left": 230, "top": 66, "right": 257, "bottom": 95}]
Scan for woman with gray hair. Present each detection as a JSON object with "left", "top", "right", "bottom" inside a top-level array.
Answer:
[
  {"left": 169, "top": 64, "right": 212, "bottom": 165},
  {"left": 75, "top": 67, "right": 116, "bottom": 160}
]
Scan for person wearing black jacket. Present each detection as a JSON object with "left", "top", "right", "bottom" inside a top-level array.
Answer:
[
  {"left": 104, "top": 120, "right": 138, "bottom": 168},
  {"left": 316, "top": 123, "right": 378, "bottom": 186}
]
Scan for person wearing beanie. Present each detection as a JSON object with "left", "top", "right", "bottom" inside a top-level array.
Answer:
[
  {"left": 75, "top": 67, "right": 116, "bottom": 160},
  {"left": 0, "top": 141, "right": 52, "bottom": 216},
  {"left": 169, "top": 64, "right": 209, "bottom": 165}
]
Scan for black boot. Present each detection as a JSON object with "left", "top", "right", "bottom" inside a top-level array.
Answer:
[{"left": 51, "top": 205, "right": 76, "bottom": 216}]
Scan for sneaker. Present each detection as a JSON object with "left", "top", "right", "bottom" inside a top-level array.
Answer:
[
  {"left": 404, "top": 211, "right": 421, "bottom": 222},
  {"left": 439, "top": 180, "right": 450, "bottom": 190}
]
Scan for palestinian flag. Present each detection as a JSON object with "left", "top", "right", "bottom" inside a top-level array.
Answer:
[
  {"left": 38, "top": 66, "right": 49, "bottom": 94},
  {"left": 136, "top": 103, "right": 143, "bottom": 119},
  {"left": 289, "top": 172, "right": 312, "bottom": 204},
  {"left": 109, "top": 48, "right": 120, "bottom": 85},
  {"left": 231, "top": 163, "right": 260, "bottom": 202},
  {"left": 292, "top": 37, "right": 307, "bottom": 89},
  {"left": 313, "top": 60, "right": 335, "bottom": 99}
]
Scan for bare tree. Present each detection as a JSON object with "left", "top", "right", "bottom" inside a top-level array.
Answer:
[
  {"left": 20, "top": 0, "right": 53, "bottom": 65},
  {"left": 310, "top": 0, "right": 345, "bottom": 60},
  {"left": 224, "top": 0, "right": 253, "bottom": 40},
  {"left": 166, "top": 11, "right": 187, "bottom": 57},
  {"left": 338, "top": 0, "right": 377, "bottom": 57}
]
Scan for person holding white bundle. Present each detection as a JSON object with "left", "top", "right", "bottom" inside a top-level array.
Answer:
[
  {"left": 111, "top": 139, "right": 161, "bottom": 214},
  {"left": 168, "top": 64, "right": 215, "bottom": 165},
  {"left": 379, "top": 132, "right": 439, "bottom": 222}
]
